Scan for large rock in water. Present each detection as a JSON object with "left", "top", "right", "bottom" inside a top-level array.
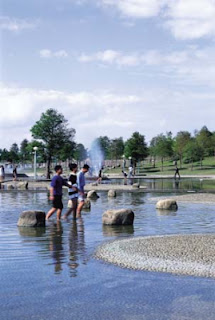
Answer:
[
  {"left": 87, "top": 190, "right": 99, "bottom": 199},
  {"left": 108, "top": 190, "right": 117, "bottom": 198},
  {"left": 102, "top": 209, "right": 134, "bottom": 225},
  {"left": 82, "top": 198, "right": 91, "bottom": 210},
  {"left": 17, "top": 211, "right": 46, "bottom": 227},
  {"left": 156, "top": 199, "right": 178, "bottom": 210},
  {"left": 17, "top": 182, "right": 28, "bottom": 190}
]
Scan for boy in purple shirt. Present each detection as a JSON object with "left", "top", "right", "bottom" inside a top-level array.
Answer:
[{"left": 46, "top": 165, "right": 69, "bottom": 221}]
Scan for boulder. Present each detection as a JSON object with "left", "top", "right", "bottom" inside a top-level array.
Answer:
[
  {"left": 108, "top": 190, "right": 117, "bottom": 198},
  {"left": 156, "top": 199, "right": 178, "bottom": 210},
  {"left": 102, "top": 209, "right": 134, "bottom": 225},
  {"left": 7, "top": 184, "right": 15, "bottom": 190},
  {"left": 17, "top": 211, "right": 46, "bottom": 227},
  {"left": 87, "top": 190, "right": 99, "bottom": 199},
  {"left": 82, "top": 198, "right": 91, "bottom": 210},
  {"left": 132, "top": 183, "right": 140, "bottom": 189},
  {"left": 17, "top": 182, "right": 28, "bottom": 190}
]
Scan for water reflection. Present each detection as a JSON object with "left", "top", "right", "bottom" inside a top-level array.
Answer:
[
  {"left": 68, "top": 219, "right": 86, "bottom": 277},
  {"left": 49, "top": 221, "right": 64, "bottom": 274},
  {"left": 156, "top": 209, "right": 178, "bottom": 216},
  {"left": 103, "top": 225, "right": 134, "bottom": 237},
  {"left": 18, "top": 227, "right": 46, "bottom": 238}
]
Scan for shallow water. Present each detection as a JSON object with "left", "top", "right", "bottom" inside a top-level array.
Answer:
[{"left": 0, "top": 191, "right": 215, "bottom": 320}]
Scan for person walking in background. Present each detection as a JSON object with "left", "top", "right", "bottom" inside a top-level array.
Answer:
[
  {"left": 46, "top": 165, "right": 70, "bottom": 221},
  {"left": 0, "top": 165, "right": 5, "bottom": 182},
  {"left": 76, "top": 164, "right": 90, "bottom": 218},
  {"left": 174, "top": 166, "right": 180, "bottom": 180},
  {"left": 13, "top": 165, "right": 17, "bottom": 181},
  {"left": 97, "top": 167, "right": 103, "bottom": 184},
  {"left": 63, "top": 163, "right": 79, "bottom": 220},
  {"left": 122, "top": 170, "right": 127, "bottom": 185}
]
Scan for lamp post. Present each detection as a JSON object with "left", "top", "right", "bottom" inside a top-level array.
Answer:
[{"left": 33, "top": 146, "right": 38, "bottom": 180}]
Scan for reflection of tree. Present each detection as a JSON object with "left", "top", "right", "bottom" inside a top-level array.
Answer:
[
  {"left": 49, "top": 221, "right": 64, "bottom": 274},
  {"left": 68, "top": 218, "right": 86, "bottom": 277}
]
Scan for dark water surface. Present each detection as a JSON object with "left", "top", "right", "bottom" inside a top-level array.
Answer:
[{"left": 0, "top": 191, "right": 215, "bottom": 320}]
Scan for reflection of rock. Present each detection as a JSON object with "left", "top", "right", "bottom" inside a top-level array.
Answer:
[
  {"left": 103, "top": 225, "right": 134, "bottom": 237},
  {"left": 87, "top": 190, "right": 99, "bottom": 199},
  {"left": 17, "top": 210, "right": 46, "bottom": 227},
  {"left": 132, "top": 183, "right": 140, "bottom": 189},
  {"left": 18, "top": 227, "right": 46, "bottom": 237},
  {"left": 156, "top": 199, "right": 178, "bottom": 210},
  {"left": 108, "top": 190, "right": 117, "bottom": 198},
  {"left": 102, "top": 209, "right": 134, "bottom": 225},
  {"left": 157, "top": 209, "right": 177, "bottom": 216}
]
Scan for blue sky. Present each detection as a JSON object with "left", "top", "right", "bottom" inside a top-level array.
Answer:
[{"left": 1, "top": 0, "right": 215, "bottom": 148}]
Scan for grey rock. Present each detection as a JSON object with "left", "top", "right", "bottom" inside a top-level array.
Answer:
[
  {"left": 87, "top": 190, "right": 99, "bottom": 199},
  {"left": 17, "top": 182, "right": 28, "bottom": 190},
  {"left": 17, "top": 210, "right": 46, "bottom": 227},
  {"left": 156, "top": 199, "right": 178, "bottom": 210},
  {"left": 108, "top": 190, "right": 117, "bottom": 198},
  {"left": 82, "top": 198, "right": 91, "bottom": 210},
  {"left": 102, "top": 209, "right": 134, "bottom": 225},
  {"left": 7, "top": 184, "right": 15, "bottom": 190},
  {"left": 132, "top": 183, "right": 140, "bottom": 189}
]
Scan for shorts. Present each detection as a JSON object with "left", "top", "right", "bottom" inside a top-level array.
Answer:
[
  {"left": 78, "top": 194, "right": 85, "bottom": 202},
  {"left": 53, "top": 195, "right": 63, "bottom": 209}
]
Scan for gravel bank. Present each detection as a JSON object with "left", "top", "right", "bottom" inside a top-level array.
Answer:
[
  {"left": 95, "top": 235, "right": 215, "bottom": 278},
  {"left": 150, "top": 193, "right": 215, "bottom": 204}
]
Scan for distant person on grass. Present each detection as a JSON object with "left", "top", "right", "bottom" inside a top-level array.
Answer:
[
  {"left": 63, "top": 163, "right": 79, "bottom": 220},
  {"left": 97, "top": 167, "right": 103, "bottom": 184},
  {"left": 122, "top": 170, "right": 128, "bottom": 185},
  {"left": 174, "top": 166, "right": 180, "bottom": 180},
  {"left": 46, "top": 165, "right": 71, "bottom": 221},
  {"left": 76, "top": 164, "right": 90, "bottom": 218},
  {"left": 13, "top": 166, "right": 17, "bottom": 181}
]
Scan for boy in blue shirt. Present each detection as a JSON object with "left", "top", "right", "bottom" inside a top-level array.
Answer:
[{"left": 46, "top": 165, "right": 70, "bottom": 221}]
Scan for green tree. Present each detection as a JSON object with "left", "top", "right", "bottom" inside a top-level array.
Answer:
[
  {"left": 109, "top": 137, "right": 124, "bottom": 160},
  {"left": 20, "top": 139, "right": 31, "bottom": 164},
  {"left": 150, "top": 133, "right": 174, "bottom": 171},
  {"left": 124, "top": 132, "right": 148, "bottom": 167},
  {"left": 9, "top": 143, "right": 20, "bottom": 163},
  {"left": 31, "top": 108, "right": 76, "bottom": 178},
  {"left": 195, "top": 126, "right": 213, "bottom": 159},
  {"left": 74, "top": 143, "right": 87, "bottom": 163},
  {"left": 0, "top": 148, "right": 10, "bottom": 162},
  {"left": 183, "top": 139, "right": 203, "bottom": 170},
  {"left": 175, "top": 131, "right": 191, "bottom": 168}
]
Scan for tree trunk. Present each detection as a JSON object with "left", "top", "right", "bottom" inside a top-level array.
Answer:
[
  {"left": 161, "top": 157, "right": 164, "bottom": 172},
  {"left": 46, "top": 157, "right": 52, "bottom": 179},
  {"left": 180, "top": 154, "right": 182, "bottom": 169}
]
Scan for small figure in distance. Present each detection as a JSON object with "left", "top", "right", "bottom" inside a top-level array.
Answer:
[
  {"left": 0, "top": 165, "right": 5, "bottom": 182},
  {"left": 76, "top": 164, "right": 90, "bottom": 218},
  {"left": 97, "top": 167, "right": 103, "bottom": 184},
  {"left": 122, "top": 170, "right": 128, "bottom": 185},
  {"left": 63, "top": 163, "right": 79, "bottom": 220},
  {"left": 13, "top": 165, "right": 17, "bottom": 181},
  {"left": 46, "top": 165, "right": 70, "bottom": 221},
  {"left": 174, "top": 166, "right": 180, "bottom": 180}
]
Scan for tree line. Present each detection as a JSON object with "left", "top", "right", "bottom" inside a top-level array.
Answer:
[{"left": 0, "top": 108, "right": 214, "bottom": 177}]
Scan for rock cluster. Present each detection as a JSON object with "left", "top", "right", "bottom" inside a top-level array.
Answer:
[
  {"left": 102, "top": 209, "right": 134, "bottom": 226},
  {"left": 17, "top": 210, "right": 46, "bottom": 227}
]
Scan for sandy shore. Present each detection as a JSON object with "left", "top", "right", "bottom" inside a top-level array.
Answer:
[{"left": 95, "top": 235, "right": 215, "bottom": 278}]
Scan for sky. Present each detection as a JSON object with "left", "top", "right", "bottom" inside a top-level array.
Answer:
[{"left": 1, "top": 0, "right": 215, "bottom": 149}]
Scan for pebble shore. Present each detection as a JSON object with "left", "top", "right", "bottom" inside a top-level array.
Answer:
[{"left": 95, "top": 235, "right": 215, "bottom": 278}]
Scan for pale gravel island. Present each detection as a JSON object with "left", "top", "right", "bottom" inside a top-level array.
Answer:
[
  {"left": 95, "top": 235, "right": 215, "bottom": 278},
  {"left": 150, "top": 193, "right": 215, "bottom": 204}
]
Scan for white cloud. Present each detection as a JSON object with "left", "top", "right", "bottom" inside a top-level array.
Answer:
[
  {"left": 0, "top": 16, "right": 37, "bottom": 32},
  {"left": 0, "top": 83, "right": 215, "bottom": 149},
  {"left": 101, "top": 0, "right": 168, "bottom": 18},
  {"left": 39, "top": 49, "right": 68, "bottom": 58},
  {"left": 99, "top": 0, "right": 215, "bottom": 40}
]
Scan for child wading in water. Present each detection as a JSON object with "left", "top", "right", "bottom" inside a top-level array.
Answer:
[
  {"left": 46, "top": 165, "right": 70, "bottom": 221},
  {"left": 63, "top": 163, "right": 79, "bottom": 220}
]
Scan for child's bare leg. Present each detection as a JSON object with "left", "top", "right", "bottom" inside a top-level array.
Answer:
[
  {"left": 46, "top": 208, "right": 56, "bottom": 220},
  {"left": 77, "top": 201, "right": 84, "bottom": 218},
  {"left": 63, "top": 208, "right": 73, "bottom": 219},
  {"left": 57, "top": 209, "right": 62, "bottom": 220}
]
